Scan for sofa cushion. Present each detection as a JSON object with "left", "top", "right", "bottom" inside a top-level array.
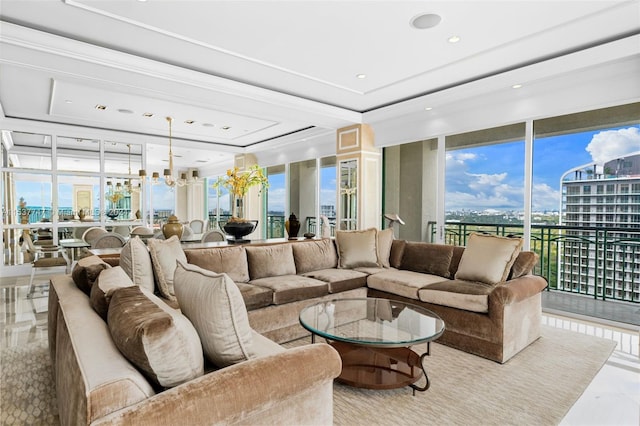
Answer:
[
  {"left": 418, "top": 280, "right": 494, "bottom": 313},
  {"left": 301, "top": 268, "right": 367, "bottom": 293},
  {"left": 119, "top": 236, "right": 155, "bottom": 292},
  {"left": 508, "top": 251, "right": 539, "bottom": 279},
  {"left": 108, "top": 285, "right": 204, "bottom": 388},
  {"left": 455, "top": 233, "right": 523, "bottom": 285},
  {"left": 236, "top": 282, "right": 274, "bottom": 311},
  {"left": 89, "top": 266, "right": 134, "bottom": 320},
  {"left": 367, "top": 269, "right": 450, "bottom": 300},
  {"left": 147, "top": 236, "right": 187, "bottom": 301},
  {"left": 173, "top": 261, "right": 255, "bottom": 368},
  {"left": 389, "top": 240, "right": 406, "bottom": 269},
  {"left": 291, "top": 239, "right": 338, "bottom": 274},
  {"left": 335, "top": 228, "right": 379, "bottom": 268},
  {"left": 249, "top": 275, "right": 328, "bottom": 305},
  {"left": 71, "top": 255, "right": 110, "bottom": 295},
  {"left": 246, "top": 244, "right": 296, "bottom": 280},
  {"left": 184, "top": 246, "right": 250, "bottom": 283},
  {"left": 400, "top": 242, "right": 454, "bottom": 278},
  {"left": 376, "top": 228, "right": 394, "bottom": 268}
]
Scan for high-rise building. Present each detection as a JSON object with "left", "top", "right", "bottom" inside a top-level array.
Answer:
[{"left": 560, "top": 153, "right": 640, "bottom": 302}]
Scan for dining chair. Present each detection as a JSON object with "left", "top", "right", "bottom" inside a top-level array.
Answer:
[
  {"left": 201, "top": 229, "right": 226, "bottom": 242},
  {"left": 23, "top": 232, "right": 69, "bottom": 298}
]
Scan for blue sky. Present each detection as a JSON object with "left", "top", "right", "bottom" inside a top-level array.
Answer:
[{"left": 445, "top": 125, "right": 640, "bottom": 212}]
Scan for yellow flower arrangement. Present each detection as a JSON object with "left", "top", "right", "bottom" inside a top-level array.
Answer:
[{"left": 213, "top": 165, "right": 269, "bottom": 222}]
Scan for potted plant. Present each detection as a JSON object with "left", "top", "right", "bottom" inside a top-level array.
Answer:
[{"left": 213, "top": 165, "right": 268, "bottom": 242}]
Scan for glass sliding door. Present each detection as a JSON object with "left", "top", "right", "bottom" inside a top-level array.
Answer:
[
  {"left": 289, "top": 160, "right": 317, "bottom": 237},
  {"left": 266, "top": 165, "right": 285, "bottom": 238}
]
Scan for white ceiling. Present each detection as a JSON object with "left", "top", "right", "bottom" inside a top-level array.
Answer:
[{"left": 1, "top": 0, "right": 639, "bottom": 172}]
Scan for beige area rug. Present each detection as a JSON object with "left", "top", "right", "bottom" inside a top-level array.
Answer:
[
  {"left": 0, "top": 326, "right": 614, "bottom": 426},
  {"left": 325, "top": 325, "right": 616, "bottom": 426}
]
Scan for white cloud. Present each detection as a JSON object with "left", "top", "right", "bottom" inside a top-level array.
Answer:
[
  {"left": 531, "top": 183, "right": 561, "bottom": 211},
  {"left": 586, "top": 127, "right": 640, "bottom": 164},
  {"left": 468, "top": 172, "right": 507, "bottom": 187}
]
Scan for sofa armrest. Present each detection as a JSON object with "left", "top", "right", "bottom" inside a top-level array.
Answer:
[
  {"left": 93, "top": 343, "right": 341, "bottom": 426},
  {"left": 491, "top": 275, "right": 548, "bottom": 306}
]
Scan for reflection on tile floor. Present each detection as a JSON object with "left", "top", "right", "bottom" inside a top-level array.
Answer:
[{"left": 1, "top": 276, "right": 638, "bottom": 425}]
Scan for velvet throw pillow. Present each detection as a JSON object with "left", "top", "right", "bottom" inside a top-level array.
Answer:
[
  {"left": 71, "top": 255, "right": 110, "bottom": 295},
  {"left": 119, "top": 236, "right": 155, "bottom": 293},
  {"left": 376, "top": 228, "right": 395, "bottom": 268},
  {"left": 89, "top": 266, "right": 135, "bottom": 321},
  {"left": 400, "top": 242, "right": 454, "bottom": 278},
  {"left": 455, "top": 233, "right": 523, "bottom": 285},
  {"left": 108, "top": 285, "right": 204, "bottom": 388},
  {"left": 147, "top": 236, "right": 187, "bottom": 301},
  {"left": 173, "top": 261, "right": 255, "bottom": 368},
  {"left": 335, "top": 228, "right": 379, "bottom": 268}
]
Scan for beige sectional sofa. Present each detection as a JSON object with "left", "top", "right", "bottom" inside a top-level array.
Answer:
[{"left": 49, "top": 229, "right": 546, "bottom": 425}]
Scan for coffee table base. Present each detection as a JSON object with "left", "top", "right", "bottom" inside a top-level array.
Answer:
[{"left": 330, "top": 341, "right": 431, "bottom": 394}]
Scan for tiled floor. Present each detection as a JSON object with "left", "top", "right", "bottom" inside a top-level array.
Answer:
[{"left": 1, "top": 274, "right": 639, "bottom": 425}]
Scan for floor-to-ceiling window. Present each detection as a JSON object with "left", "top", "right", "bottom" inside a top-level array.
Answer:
[
  {"left": 1, "top": 132, "right": 144, "bottom": 269},
  {"left": 319, "top": 156, "right": 337, "bottom": 236},
  {"left": 266, "top": 165, "right": 285, "bottom": 238},
  {"left": 289, "top": 160, "right": 317, "bottom": 236},
  {"left": 444, "top": 124, "right": 526, "bottom": 237}
]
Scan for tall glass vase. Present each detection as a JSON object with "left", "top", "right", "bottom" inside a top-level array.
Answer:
[{"left": 233, "top": 195, "right": 244, "bottom": 220}]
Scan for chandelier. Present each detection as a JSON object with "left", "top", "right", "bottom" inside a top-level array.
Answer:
[
  {"left": 125, "top": 144, "right": 141, "bottom": 194},
  {"left": 138, "top": 116, "right": 199, "bottom": 187},
  {"left": 106, "top": 143, "right": 141, "bottom": 201}
]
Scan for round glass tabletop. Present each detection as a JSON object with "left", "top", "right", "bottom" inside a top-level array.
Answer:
[{"left": 299, "top": 297, "right": 445, "bottom": 348}]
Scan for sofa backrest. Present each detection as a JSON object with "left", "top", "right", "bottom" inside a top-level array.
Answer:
[
  {"left": 291, "top": 238, "right": 338, "bottom": 273},
  {"left": 184, "top": 246, "right": 250, "bottom": 282},
  {"left": 392, "top": 239, "right": 538, "bottom": 280}
]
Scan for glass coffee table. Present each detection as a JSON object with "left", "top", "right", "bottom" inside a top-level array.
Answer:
[{"left": 299, "top": 297, "right": 445, "bottom": 394}]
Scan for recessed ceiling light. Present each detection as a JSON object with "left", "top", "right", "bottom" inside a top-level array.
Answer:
[
  {"left": 184, "top": 120, "right": 195, "bottom": 124},
  {"left": 410, "top": 13, "right": 442, "bottom": 30},
  {"left": 221, "top": 126, "right": 231, "bottom": 130},
  {"left": 512, "top": 84, "right": 523, "bottom": 89},
  {"left": 202, "top": 123, "right": 215, "bottom": 127},
  {"left": 143, "top": 112, "right": 154, "bottom": 118},
  {"left": 95, "top": 104, "right": 107, "bottom": 110},
  {"left": 64, "top": 100, "right": 73, "bottom": 104},
  {"left": 425, "top": 107, "right": 433, "bottom": 111},
  {"left": 118, "top": 109, "right": 134, "bottom": 114},
  {"left": 448, "top": 35, "right": 461, "bottom": 43},
  {"left": 356, "top": 74, "right": 367, "bottom": 79}
]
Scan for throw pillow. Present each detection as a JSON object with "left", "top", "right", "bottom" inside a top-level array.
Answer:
[
  {"left": 455, "top": 233, "right": 523, "bottom": 285},
  {"left": 89, "top": 266, "right": 134, "bottom": 320},
  {"left": 173, "top": 261, "right": 255, "bottom": 367},
  {"left": 71, "top": 255, "right": 110, "bottom": 295},
  {"left": 400, "top": 242, "right": 454, "bottom": 278},
  {"left": 389, "top": 239, "right": 406, "bottom": 269},
  {"left": 147, "top": 236, "right": 187, "bottom": 301},
  {"left": 119, "top": 236, "right": 155, "bottom": 292},
  {"left": 376, "top": 228, "right": 394, "bottom": 268},
  {"left": 108, "top": 285, "right": 204, "bottom": 388},
  {"left": 335, "top": 228, "right": 379, "bottom": 268}
]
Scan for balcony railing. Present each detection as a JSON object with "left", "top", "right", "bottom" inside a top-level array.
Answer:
[{"left": 427, "top": 221, "right": 640, "bottom": 304}]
